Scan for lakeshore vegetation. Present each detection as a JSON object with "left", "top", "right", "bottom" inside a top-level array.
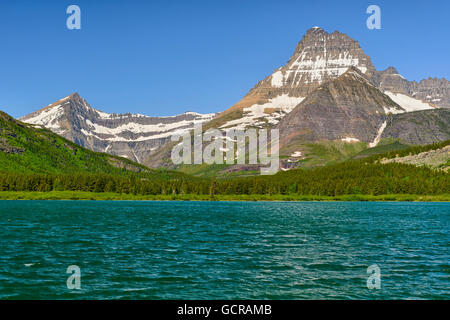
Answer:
[
  {"left": 0, "top": 159, "right": 448, "bottom": 200},
  {"left": 0, "top": 191, "right": 448, "bottom": 202}
]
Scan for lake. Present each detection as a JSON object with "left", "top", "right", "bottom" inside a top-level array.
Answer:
[{"left": 0, "top": 201, "right": 448, "bottom": 299}]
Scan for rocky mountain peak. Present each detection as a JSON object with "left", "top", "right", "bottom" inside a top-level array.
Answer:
[
  {"left": 54, "top": 92, "right": 82, "bottom": 105},
  {"left": 210, "top": 28, "right": 386, "bottom": 131},
  {"left": 243, "top": 27, "right": 377, "bottom": 102},
  {"left": 304, "top": 26, "right": 327, "bottom": 35},
  {"left": 65, "top": 92, "right": 79, "bottom": 99},
  {"left": 383, "top": 66, "right": 399, "bottom": 74}
]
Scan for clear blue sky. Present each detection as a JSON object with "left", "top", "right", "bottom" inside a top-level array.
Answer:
[{"left": 0, "top": 0, "right": 448, "bottom": 118}]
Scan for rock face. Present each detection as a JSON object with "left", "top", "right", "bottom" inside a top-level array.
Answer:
[
  {"left": 409, "top": 78, "right": 450, "bottom": 109},
  {"left": 20, "top": 93, "right": 216, "bottom": 163},
  {"left": 372, "top": 67, "right": 411, "bottom": 94},
  {"left": 381, "top": 109, "right": 450, "bottom": 145},
  {"left": 380, "top": 145, "right": 450, "bottom": 170},
  {"left": 276, "top": 67, "right": 404, "bottom": 146},
  {"left": 373, "top": 67, "right": 450, "bottom": 109}
]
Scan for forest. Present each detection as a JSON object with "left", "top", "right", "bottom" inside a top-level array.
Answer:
[{"left": 0, "top": 160, "right": 448, "bottom": 197}]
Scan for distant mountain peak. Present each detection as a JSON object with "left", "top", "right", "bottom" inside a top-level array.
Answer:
[
  {"left": 251, "top": 27, "right": 377, "bottom": 99},
  {"left": 306, "top": 26, "right": 326, "bottom": 33},
  {"left": 64, "top": 92, "right": 79, "bottom": 98},
  {"left": 20, "top": 94, "right": 217, "bottom": 164},
  {"left": 383, "top": 66, "right": 399, "bottom": 74}
]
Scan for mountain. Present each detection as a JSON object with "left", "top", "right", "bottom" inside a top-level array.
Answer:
[
  {"left": 203, "top": 27, "right": 447, "bottom": 170},
  {"left": 140, "top": 27, "right": 448, "bottom": 172},
  {"left": 381, "top": 109, "right": 450, "bottom": 145},
  {"left": 209, "top": 27, "right": 377, "bottom": 130},
  {"left": 373, "top": 67, "right": 450, "bottom": 109},
  {"left": 0, "top": 109, "right": 181, "bottom": 179},
  {"left": 20, "top": 93, "right": 216, "bottom": 163},
  {"left": 210, "top": 27, "right": 447, "bottom": 131},
  {"left": 274, "top": 67, "right": 449, "bottom": 169},
  {"left": 276, "top": 67, "right": 403, "bottom": 146},
  {"left": 2, "top": 106, "right": 448, "bottom": 200},
  {"left": 20, "top": 27, "right": 449, "bottom": 173}
]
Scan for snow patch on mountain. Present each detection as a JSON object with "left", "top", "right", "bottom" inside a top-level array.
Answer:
[
  {"left": 23, "top": 104, "right": 66, "bottom": 133},
  {"left": 290, "top": 151, "right": 303, "bottom": 157},
  {"left": 271, "top": 70, "right": 284, "bottom": 87},
  {"left": 85, "top": 118, "right": 201, "bottom": 136},
  {"left": 80, "top": 126, "right": 200, "bottom": 142},
  {"left": 369, "top": 121, "right": 387, "bottom": 148},
  {"left": 287, "top": 51, "right": 368, "bottom": 85},
  {"left": 341, "top": 137, "right": 360, "bottom": 143},
  {"left": 384, "top": 91, "right": 434, "bottom": 112},
  {"left": 220, "top": 94, "right": 305, "bottom": 130}
]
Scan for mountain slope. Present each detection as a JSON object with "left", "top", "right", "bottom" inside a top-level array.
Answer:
[
  {"left": 0, "top": 110, "right": 181, "bottom": 179},
  {"left": 381, "top": 109, "right": 450, "bottom": 145},
  {"left": 273, "top": 68, "right": 449, "bottom": 169},
  {"left": 276, "top": 67, "right": 403, "bottom": 146},
  {"left": 373, "top": 66, "right": 450, "bottom": 109},
  {"left": 20, "top": 93, "right": 216, "bottom": 164}
]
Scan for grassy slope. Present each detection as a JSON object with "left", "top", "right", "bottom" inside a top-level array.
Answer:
[
  {"left": 281, "top": 138, "right": 414, "bottom": 168},
  {"left": 299, "top": 140, "right": 368, "bottom": 167},
  {"left": 172, "top": 139, "right": 418, "bottom": 177},
  {"left": 352, "top": 140, "right": 411, "bottom": 159},
  {"left": 0, "top": 191, "right": 448, "bottom": 201}
]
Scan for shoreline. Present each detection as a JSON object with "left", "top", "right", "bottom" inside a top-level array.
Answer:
[{"left": 0, "top": 191, "right": 449, "bottom": 202}]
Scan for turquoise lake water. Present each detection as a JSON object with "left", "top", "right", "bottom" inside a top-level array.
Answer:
[{"left": 0, "top": 201, "right": 448, "bottom": 299}]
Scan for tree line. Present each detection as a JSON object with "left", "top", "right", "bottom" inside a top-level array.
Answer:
[{"left": 0, "top": 160, "right": 448, "bottom": 196}]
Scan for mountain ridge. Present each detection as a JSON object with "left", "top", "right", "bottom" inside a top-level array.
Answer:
[{"left": 20, "top": 93, "right": 217, "bottom": 163}]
